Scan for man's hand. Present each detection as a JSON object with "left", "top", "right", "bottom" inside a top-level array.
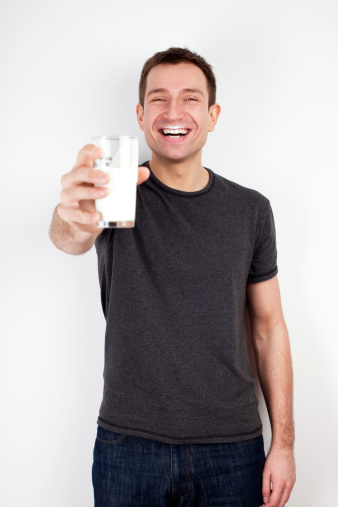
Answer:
[
  {"left": 261, "top": 446, "right": 296, "bottom": 506},
  {"left": 58, "top": 144, "right": 150, "bottom": 234},
  {"left": 50, "top": 144, "right": 150, "bottom": 254}
]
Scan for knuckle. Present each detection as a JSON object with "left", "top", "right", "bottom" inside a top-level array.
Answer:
[
  {"left": 75, "top": 208, "right": 84, "bottom": 223},
  {"left": 80, "top": 144, "right": 96, "bottom": 160},
  {"left": 79, "top": 165, "right": 93, "bottom": 183},
  {"left": 83, "top": 143, "right": 95, "bottom": 152},
  {"left": 72, "top": 165, "right": 81, "bottom": 179},
  {"left": 60, "top": 187, "right": 75, "bottom": 206},
  {"left": 82, "top": 186, "right": 91, "bottom": 199},
  {"left": 88, "top": 169, "right": 97, "bottom": 183},
  {"left": 79, "top": 166, "right": 91, "bottom": 184},
  {"left": 90, "top": 186, "right": 98, "bottom": 198}
]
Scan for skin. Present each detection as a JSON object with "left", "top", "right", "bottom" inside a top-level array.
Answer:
[{"left": 49, "top": 61, "right": 295, "bottom": 505}]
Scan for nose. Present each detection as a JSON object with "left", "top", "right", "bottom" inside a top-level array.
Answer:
[{"left": 163, "top": 99, "right": 185, "bottom": 122}]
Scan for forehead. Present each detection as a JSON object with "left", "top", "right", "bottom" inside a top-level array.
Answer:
[{"left": 145, "top": 62, "right": 208, "bottom": 94}]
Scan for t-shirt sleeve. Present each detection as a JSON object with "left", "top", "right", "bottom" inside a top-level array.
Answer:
[{"left": 247, "top": 202, "right": 278, "bottom": 284}]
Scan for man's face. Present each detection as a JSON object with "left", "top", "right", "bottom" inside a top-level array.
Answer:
[{"left": 136, "top": 62, "right": 220, "bottom": 165}]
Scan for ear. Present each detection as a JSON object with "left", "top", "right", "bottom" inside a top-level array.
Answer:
[
  {"left": 208, "top": 103, "right": 221, "bottom": 132},
  {"left": 136, "top": 103, "right": 144, "bottom": 131}
]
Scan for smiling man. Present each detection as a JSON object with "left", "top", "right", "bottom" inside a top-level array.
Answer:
[{"left": 49, "top": 48, "right": 295, "bottom": 506}]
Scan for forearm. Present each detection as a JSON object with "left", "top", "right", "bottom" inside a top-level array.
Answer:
[
  {"left": 49, "top": 205, "right": 98, "bottom": 255},
  {"left": 253, "top": 319, "right": 295, "bottom": 449}
]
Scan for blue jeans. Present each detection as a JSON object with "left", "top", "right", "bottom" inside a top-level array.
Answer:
[{"left": 92, "top": 425, "right": 265, "bottom": 506}]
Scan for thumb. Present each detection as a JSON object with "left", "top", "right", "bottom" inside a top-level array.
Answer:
[
  {"left": 137, "top": 166, "right": 150, "bottom": 186},
  {"left": 262, "top": 474, "right": 271, "bottom": 504}
]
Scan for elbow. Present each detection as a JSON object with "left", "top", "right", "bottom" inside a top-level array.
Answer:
[{"left": 251, "top": 317, "right": 288, "bottom": 345}]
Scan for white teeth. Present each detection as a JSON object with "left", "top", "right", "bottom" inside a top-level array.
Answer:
[{"left": 162, "top": 128, "right": 188, "bottom": 135}]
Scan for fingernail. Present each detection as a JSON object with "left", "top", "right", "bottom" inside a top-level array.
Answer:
[
  {"left": 93, "top": 148, "right": 101, "bottom": 156},
  {"left": 263, "top": 498, "right": 268, "bottom": 503}
]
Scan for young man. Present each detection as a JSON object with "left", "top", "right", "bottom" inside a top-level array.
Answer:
[{"left": 49, "top": 48, "right": 295, "bottom": 506}]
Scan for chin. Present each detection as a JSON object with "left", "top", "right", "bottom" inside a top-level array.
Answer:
[{"left": 153, "top": 150, "right": 193, "bottom": 165}]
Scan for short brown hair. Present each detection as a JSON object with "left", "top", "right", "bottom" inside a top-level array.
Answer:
[{"left": 139, "top": 47, "right": 217, "bottom": 108}]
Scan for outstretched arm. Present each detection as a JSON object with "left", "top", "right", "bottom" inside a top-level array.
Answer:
[{"left": 246, "top": 276, "right": 296, "bottom": 507}]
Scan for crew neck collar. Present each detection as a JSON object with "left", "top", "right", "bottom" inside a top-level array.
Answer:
[{"left": 142, "top": 161, "right": 214, "bottom": 198}]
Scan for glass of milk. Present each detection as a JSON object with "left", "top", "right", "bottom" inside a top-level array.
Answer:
[{"left": 91, "top": 136, "right": 139, "bottom": 228}]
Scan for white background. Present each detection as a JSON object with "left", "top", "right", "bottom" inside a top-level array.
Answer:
[{"left": 1, "top": 0, "right": 337, "bottom": 505}]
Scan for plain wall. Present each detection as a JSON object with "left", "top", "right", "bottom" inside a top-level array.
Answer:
[{"left": 1, "top": 0, "right": 337, "bottom": 505}]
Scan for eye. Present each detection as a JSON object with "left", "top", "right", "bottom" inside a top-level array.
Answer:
[
  {"left": 186, "top": 97, "right": 198, "bottom": 101},
  {"left": 151, "top": 98, "right": 165, "bottom": 102}
]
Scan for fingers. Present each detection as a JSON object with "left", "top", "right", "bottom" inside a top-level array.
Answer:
[
  {"left": 275, "top": 477, "right": 294, "bottom": 506},
  {"left": 74, "top": 144, "right": 102, "bottom": 169},
  {"left": 278, "top": 488, "right": 291, "bottom": 506},
  {"left": 62, "top": 163, "right": 149, "bottom": 189},
  {"left": 265, "top": 485, "right": 284, "bottom": 506},
  {"left": 61, "top": 165, "right": 148, "bottom": 205},
  {"left": 59, "top": 150, "right": 150, "bottom": 234},
  {"left": 57, "top": 203, "right": 101, "bottom": 231},
  {"left": 261, "top": 484, "right": 292, "bottom": 506},
  {"left": 61, "top": 184, "right": 108, "bottom": 207},
  {"left": 262, "top": 474, "right": 271, "bottom": 504},
  {"left": 59, "top": 161, "right": 109, "bottom": 232},
  {"left": 61, "top": 164, "right": 109, "bottom": 189}
]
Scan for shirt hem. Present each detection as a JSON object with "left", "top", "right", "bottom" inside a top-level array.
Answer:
[
  {"left": 247, "top": 266, "right": 278, "bottom": 284},
  {"left": 97, "top": 416, "right": 263, "bottom": 445}
]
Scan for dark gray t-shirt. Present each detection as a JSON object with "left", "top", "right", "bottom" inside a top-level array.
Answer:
[{"left": 95, "top": 162, "right": 278, "bottom": 444}]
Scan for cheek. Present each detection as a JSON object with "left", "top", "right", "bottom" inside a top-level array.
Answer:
[
  {"left": 197, "top": 114, "right": 211, "bottom": 135},
  {"left": 194, "top": 109, "right": 210, "bottom": 127},
  {"left": 142, "top": 112, "right": 157, "bottom": 133},
  {"left": 143, "top": 126, "right": 158, "bottom": 148}
]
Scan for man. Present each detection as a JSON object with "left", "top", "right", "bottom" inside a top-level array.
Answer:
[{"left": 49, "top": 47, "right": 295, "bottom": 506}]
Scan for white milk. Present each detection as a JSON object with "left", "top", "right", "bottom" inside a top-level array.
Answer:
[{"left": 95, "top": 167, "right": 137, "bottom": 224}]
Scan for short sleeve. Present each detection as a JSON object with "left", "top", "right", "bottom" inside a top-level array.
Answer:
[{"left": 247, "top": 202, "right": 278, "bottom": 284}]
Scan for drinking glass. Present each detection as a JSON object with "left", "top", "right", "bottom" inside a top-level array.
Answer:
[{"left": 91, "top": 136, "right": 139, "bottom": 228}]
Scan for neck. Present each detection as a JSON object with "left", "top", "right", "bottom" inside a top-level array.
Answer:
[{"left": 149, "top": 154, "right": 209, "bottom": 192}]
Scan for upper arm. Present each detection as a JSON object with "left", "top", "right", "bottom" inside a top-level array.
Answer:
[{"left": 246, "top": 276, "right": 285, "bottom": 334}]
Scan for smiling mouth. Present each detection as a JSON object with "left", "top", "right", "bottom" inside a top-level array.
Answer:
[{"left": 160, "top": 128, "right": 189, "bottom": 138}]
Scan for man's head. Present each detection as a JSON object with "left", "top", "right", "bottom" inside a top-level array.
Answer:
[
  {"left": 136, "top": 48, "right": 220, "bottom": 166},
  {"left": 139, "top": 47, "right": 217, "bottom": 109}
]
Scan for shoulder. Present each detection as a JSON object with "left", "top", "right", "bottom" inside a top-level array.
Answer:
[{"left": 211, "top": 171, "right": 271, "bottom": 211}]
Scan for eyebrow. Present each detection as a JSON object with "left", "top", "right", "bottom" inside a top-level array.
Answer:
[{"left": 146, "top": 88, "right": 205, "bottom": 98}]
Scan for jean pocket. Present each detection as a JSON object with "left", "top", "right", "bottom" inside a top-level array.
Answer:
[{"left": 96, "top": 425, "right": 127, "bottom": 445}]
